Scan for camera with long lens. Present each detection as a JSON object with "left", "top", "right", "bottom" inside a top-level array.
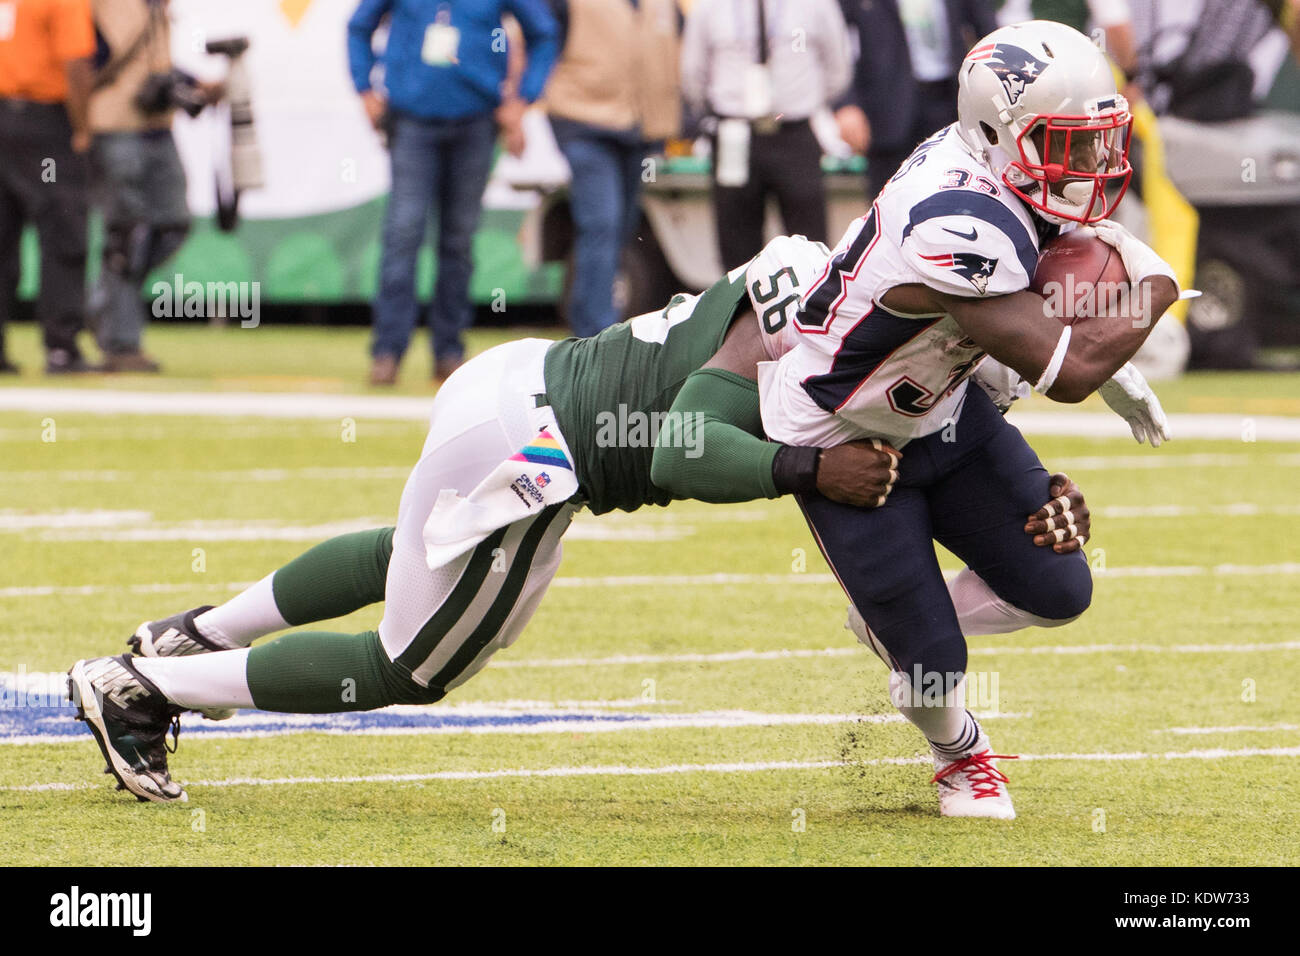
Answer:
[{"left": 134, "top": 69, "right": 207, "bottom": 118}]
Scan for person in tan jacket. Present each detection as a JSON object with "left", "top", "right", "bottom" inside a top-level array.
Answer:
[
  {"left": 544, "top": 0, "right": 681, "bottom": 337},
  {"left": 88, "top": 0, "right": 222, "bottom": 373}
]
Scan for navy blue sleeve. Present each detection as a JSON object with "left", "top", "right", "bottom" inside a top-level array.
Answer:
[
  {"left": 347, "top": 0, "right": 394, "bottom": 94},
  {"left": 505, "top": 0, "right": 561, "bottom": 103}
]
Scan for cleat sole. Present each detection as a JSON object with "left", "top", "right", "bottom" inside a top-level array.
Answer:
[{"left": 67, "top": 661, "right": 187, "bottom": 805}]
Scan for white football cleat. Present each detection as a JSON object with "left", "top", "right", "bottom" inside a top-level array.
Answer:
[{"left": 932, "top": 738, "right": 1019, "bottom": 820}]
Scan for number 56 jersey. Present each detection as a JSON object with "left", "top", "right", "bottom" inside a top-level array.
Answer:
[{"left": 757, "top": 124, "right": 1052, "bottom": 449}]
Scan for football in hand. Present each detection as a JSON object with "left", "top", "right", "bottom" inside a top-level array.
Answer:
[{"left": 1029, "top": 231, "right": 1130, "bottom": 324}]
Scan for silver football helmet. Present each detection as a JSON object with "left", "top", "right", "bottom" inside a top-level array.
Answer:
[{"left": 955, "top": 20, "right": 1133, "bottom": 225}]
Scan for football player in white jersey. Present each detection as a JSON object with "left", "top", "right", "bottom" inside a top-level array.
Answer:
[
  {"left": 65, "top": 225, "right": 1101, "bottom": 806},
  {"left": 670, "top": 21, "right": 1180, "bottom": 819}
]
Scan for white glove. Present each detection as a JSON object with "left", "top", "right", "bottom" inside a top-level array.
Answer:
[
  {"left": 1089, "top": 220, "right": 1179, "bottom": 289},
  {"left": 972, "top": 358, "right": 1031, "bottom": 413},
  {"left": 1098, "top": 361, "right": 1170, "bottom": 446}
]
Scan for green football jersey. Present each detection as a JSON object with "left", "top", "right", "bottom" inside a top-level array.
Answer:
[{"left": 543, "top": 271, "right": 749, "bottom": 515}]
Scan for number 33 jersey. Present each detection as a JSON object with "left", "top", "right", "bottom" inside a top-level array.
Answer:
[{"left": 755, "top": 124, "right": 1053, "bottom": 449}]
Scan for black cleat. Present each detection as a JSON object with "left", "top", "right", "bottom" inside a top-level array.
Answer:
[
  {"left": 128, "top": 605, "right": 220, "bottom": 658},
  {"left": 68, "top": 655, "right": 188, "bottom": 803},
  {"left": 128, "top": 606, "right": 236, "bottom": 720}
]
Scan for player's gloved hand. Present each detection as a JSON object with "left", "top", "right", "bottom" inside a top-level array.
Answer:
[
  {"left": 816, "top": 438, "right": 901, "bottom": 508},
  {"left": 1025, "top": 473, "right": 1091, "bottom": 553},
  {"left": 973, "top": 358, "right": 1031, "bottom": 413},
  {"left": 1098, "top": 361, "right": 1170, "bottom": 446},
  {"left": 1087, "top": 220, "right": 1179, "bottom": 288}
]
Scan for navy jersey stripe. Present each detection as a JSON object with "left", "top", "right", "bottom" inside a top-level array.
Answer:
[
  {"left": 798, "top": 209, "right": 879, "bottom": 332},
  {"left": 901, "top": 190, "right": 1038, "bottom": 280},
  {"left": 801, "top": 310, "right": 942, "bottom": 413}
]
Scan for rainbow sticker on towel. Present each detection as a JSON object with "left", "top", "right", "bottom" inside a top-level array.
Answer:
[{"left": 510, "top": 429, "right": 573, "bottom": 471}]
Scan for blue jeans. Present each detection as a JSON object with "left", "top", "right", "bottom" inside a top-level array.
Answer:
[
  {"left": 372, "top": 111, "right": 496, "bottom": 362},
  {"left": 550, "top": 119, "right": 646, "bottom": 338},
  {"left": 91, "top": 130, "right": 190, "bottom": 354}
]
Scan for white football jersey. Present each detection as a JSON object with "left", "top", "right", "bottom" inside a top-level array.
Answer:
[
  {"left": 736, "top": 234, "right": 834, "bottom": 362},
  {"left": 757, "top": 124, "right": 1053, "bottom": 448}
]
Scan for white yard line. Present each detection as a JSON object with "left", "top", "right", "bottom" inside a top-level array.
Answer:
[
  {"left": 967, "top": 641, "right": 1300, "bottom": 656},
  {"left": 0, "top": 509, "right": 153, "bottom": 531},
  {"left": 39, "top": 518, "right": 388, "bottom": 543},
  {"left": 1160, "top": 723, "right": 1300, "bottom": 735},
  {"left": 492, "top": 639, "right": 1300, "bottom": 669},
  {"left": 0, "top": 710, "right": 1028, "bottom": 747},
  {"left": 3, "top": 466, "right": 409, "bottom": 483},
  {"left": 5, "top": 746, "right": 1297, "bottom": 793},
  {"left": 1007, "top": 411, "right": 1300, "bottom": 442},
  {"left": 0, "top": 580, "right": 253, "bottom": 599},
  {"left": 1053, "top": 452, "right": 1300, "bottom": 469},
  {"left": 1094, "top": 563, "right": 1300, "bottom": 578},
  {"left": 0, "top": 388, "right": 434, "bottom": 421},
  {"left": 4, "top": 562, "right": 1298, "bottom": 602},
  {"left": 3, "top": 388, "right": 1299, "bottom": 441},
  {"left": 1096, "top": 503, "right": 1300, "bottom": 518}
]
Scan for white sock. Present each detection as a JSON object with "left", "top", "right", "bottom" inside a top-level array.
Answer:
[
  {"left": 194, "top": 574, "right": 289, "bottom": 647},
  {"left": 889, "top": 671, "right": 981, "bottom": 758},
  {"left": 948, "top": 567, "right": 1077, "bottom": 636},
  {"left": 134, "top": 649, "right": 256, "bottom": 711}
]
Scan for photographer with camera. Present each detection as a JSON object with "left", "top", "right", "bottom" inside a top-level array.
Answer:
[{"left": 88, "top": 0, "right": 223, "bottom": 373}]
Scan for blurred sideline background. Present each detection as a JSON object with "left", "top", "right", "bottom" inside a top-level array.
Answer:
[{"left": 7, "top": 0, "right": 1300, "bottom": 377}]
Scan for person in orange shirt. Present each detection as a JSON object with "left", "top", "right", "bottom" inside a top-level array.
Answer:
[{"left": 0, "top": 0, "right": 98, "bottom": 373}]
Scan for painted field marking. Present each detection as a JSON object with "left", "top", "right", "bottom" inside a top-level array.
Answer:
[
  {"left": 1096, "top": 503, "right": 1300, "bottom": 518},
  {"left": 0, "top": 388, "right": 435, "bottom": 421},
  {"left": 3, "top": 388, "right": 1300, "bottom": 440},
  {"left": 1006, "top": 411, "right": 1300, "bottom": 442},
  {"left": 1051, "top": 452, "right": 1300, "bottom": 470},
  {"left": 7, "top": 560, "right": 1298, "bottom": 601},
  {"left": 0, "top": 673, "right": 1023, "bottom": 745},
  {"left": 0, "top": 581, "right": 254, "bottom": 599},
  {"left": 0, "top": 707, "right": 1027, "bottom": 747},
  {"left": 1160, "top": 723, "right": 1300, "bottom": 735},
  {"left": 38, "top": 518, "right": 388, "bottom": 543},
  {"left": 490, "top": 640, "right": 1300, "bottom": 669},
  {"left": 2, "top": 466, "right": 410, "bottom": 483},
  {"left": 5, "top": 746, "right": 1298, "bottom": 794}
]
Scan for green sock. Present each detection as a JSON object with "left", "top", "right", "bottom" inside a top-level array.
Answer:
[
  {"left": 246, "top": 629, "right": 444, "bottom": 713},
  {"left": 271, "top": 527, "right": 394, "bottom": 626}
]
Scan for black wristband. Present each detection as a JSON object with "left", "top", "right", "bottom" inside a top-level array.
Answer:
[{"left": 771, "top": 444, "right": 822, "bottom": 495}]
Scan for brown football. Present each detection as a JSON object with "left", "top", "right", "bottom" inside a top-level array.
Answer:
[{"left": 1029, "top": 231, "right": 1130, "bottom": 324}]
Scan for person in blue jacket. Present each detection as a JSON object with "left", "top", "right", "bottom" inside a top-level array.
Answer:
[{"left": 349, "top": 0, "right": 559, "bottom": 384}]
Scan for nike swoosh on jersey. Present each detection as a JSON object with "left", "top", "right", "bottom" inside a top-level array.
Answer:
[{"left": 942, "top": 226, "right": 979, "bottom": 241}]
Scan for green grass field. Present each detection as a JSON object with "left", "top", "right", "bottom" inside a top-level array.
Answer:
[{"left": 1, "top": 322, "right": 1297, "bottom": 866}]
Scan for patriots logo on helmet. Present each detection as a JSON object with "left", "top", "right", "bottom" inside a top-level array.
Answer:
[
  {"left": 968, "top": 43, "right": 1049, "bottom": 107},
  {"left": 920, "top": 252, "right": 999, "bottom": 295}
]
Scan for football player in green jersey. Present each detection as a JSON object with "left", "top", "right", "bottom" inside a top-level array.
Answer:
[{"left": 67, "top": 236, "right": 1091, "bottom": 804}]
